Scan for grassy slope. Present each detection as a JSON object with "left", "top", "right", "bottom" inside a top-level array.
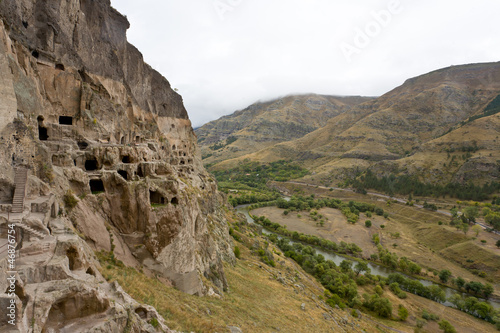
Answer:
[{"left": 276, "top": 183, "right": 500, "bottom": 288}]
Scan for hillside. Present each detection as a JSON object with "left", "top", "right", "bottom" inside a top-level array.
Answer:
[
  {"left": 205, "top": 62, "right": 500, "bottom": 188},
  {"left": 196, "top": 94, "right": 373, "bottom": 165}
]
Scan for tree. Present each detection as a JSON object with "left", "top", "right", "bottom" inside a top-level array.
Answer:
[
  {"left": 365, "top": 220, "right": 372, "bottom": 228},
  {"left": 496, "top": 239, "right": 500, "bottom": 248},
  {"left": 483, "top": 283, "right": 494, "bottom": 298},
  {"left": 471, "top": 224, "right": 482, "bottom": 237},
  {"left": 454, "top": 276, "right": 465, "bottom": 290},
  {"left": 438, "top": 320, "right": 457, "bottom": 333},
  {"left": 485, "top": 212, "right": 500, "bottom": 230},
  {"left": 398, "top": 305, "right": 409, "bottom": 321},
  {"left": 354, "top": 261, "right": 370, "bottom": 276},
  {"left": 340, "top": 260, "right": 353, "bottom": 273},
  {"left": 439, "top": 269, "right": 452, "bottom": 283},
  {"left": 461, "top": 223, "right": 469, "bottom": 235},
  {"left": 463, "top": 206, "right": 479, "bottom": 224}
]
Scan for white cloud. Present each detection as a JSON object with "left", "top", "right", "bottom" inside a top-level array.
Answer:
[{"left": 111, "top": 0, "right": 500, "bottom": 127}]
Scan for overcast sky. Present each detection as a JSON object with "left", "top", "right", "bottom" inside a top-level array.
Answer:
[{"left": 111, "top": 0, "right": 500, "bottom": 127}]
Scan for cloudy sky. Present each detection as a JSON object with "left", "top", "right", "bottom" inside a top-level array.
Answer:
[{"left": 111, "top": 0, "right": 500, "bottom": 127}]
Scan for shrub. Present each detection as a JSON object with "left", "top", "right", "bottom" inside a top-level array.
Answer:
[
  {"left": 63, "top": 190, "right": 78, "bottom": 209},
  {"left": 234, "top": 246, "right": 241, "bottom": 259},
  {"left": 365, "top": 220, "right": 372, "bottom": 228},
  {"left": 422, "top": 310, "right": 439, "bottom": 321},
  {"left": 398, "top": 305, "right": 409, "bottom": 321},
  {"left": 438, "top": 320, "right": 457, "bottom": 333},
  {"left": 149, "top": 318, "right": 159, "bottom": 328}
]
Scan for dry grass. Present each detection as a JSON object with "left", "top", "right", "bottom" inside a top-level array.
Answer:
[{"left": 97, "top": 244, "right": 384, "bottom": 333}]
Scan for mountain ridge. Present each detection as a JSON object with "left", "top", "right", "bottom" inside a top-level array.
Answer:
[{"left": 201, "top": 62, "right": 500, "bottom": 187}]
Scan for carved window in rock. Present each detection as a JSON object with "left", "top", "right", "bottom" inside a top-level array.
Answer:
[
  {"left": 77, "top": 141, "right": 89, "bottom": 150},
  {"left": 122, "top": 155, "right": 131, "bottom": 163},
  {"left": 59, "top": 116, "right": 73, "bottom": 125},
  {"left": 150, "top": 190, "right": 165, "bottom": 205},
  {"left": 118, "top": 170, "right": 128, "bottom": 180},
  {"left": 89, "top": 179, "right": 105, "bottom": 193},
  {"left": 85, "top": 159, "right": 98, "bottom": 171}
]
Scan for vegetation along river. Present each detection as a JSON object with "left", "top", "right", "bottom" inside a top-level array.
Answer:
[{"left": 236, "top": 204, "right": 500, "bottom": 310}]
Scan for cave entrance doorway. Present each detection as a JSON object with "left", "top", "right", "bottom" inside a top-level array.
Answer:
[
  {"left": 118, "top": 170, "right": 128, "bottom": 180},
  {"left": 85, "top": 159, "right": 98, "bottom": 171},
  {"left": 150, "top": 190, "right": 165, "bottom": 205},
  {"left": 89, "top": 179, "right": 105, "bottom": 194},
  {"left": 37, "top": 116, "right": 48, "bottom": 141}
]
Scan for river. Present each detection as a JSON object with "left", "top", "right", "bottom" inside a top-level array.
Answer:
[{"left": 236, "top": 204, "right": 500, "bottom": 309}]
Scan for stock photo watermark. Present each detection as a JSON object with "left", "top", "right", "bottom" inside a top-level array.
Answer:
[
  {"left": 4, "top": 222, "right": 18, "bottom": 326},
  {"left": 213, "top": 0, "right": 244, "bottom": 21},
  {"left": 340, "top": 0, "right": 403, "bottom": 63}
]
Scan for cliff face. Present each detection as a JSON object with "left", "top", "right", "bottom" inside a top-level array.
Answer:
[{"left": 0, "top": 0, "right": 233, "bottom": 331}]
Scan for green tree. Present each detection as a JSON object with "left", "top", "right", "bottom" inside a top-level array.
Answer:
[
  {"left": 398, "top": 304, "right": 409, "bottom": 321},
  {"left": 471, "top": 224, "right": 482, "bottom": 237},
  {"left": 234, "top": 246, "right": 241, "bottom": 259},
  {"left": 439, "top": 269, "right": 452, "bottom": 283},
  {"left": 365, "top": 220, "right": 372, "bottom": 228},
  {"left": 485, "top": 212, "right": 500, "bottom": 230},
  {"left": 461, "top": 223, "right": 469, "bottom": 235},
  {"left": 454, "top": 276, "right": 465, "bottom": 290},
  {"left": 438, "top": 320, "right": 457, "bottom": 333},
  {"left": 354, "top": 261, "right": 370, "bottom": 276},
  {"left": 496, "top": 239, "right": 500, "bottom": 248},
  {"left": 463, "top": 206, "right": 479, "bottom": 224},
  {"left": 340, "top": 260, "right": 353, "bottom": 273}
]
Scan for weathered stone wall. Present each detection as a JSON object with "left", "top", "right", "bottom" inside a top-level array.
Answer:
[{"left": 0, "top": 2, "right": 234, "bottom": 327}]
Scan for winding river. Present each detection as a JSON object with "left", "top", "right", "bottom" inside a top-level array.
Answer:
[{"left": 236, "top": 204, "right": 500, "bottom": 310}]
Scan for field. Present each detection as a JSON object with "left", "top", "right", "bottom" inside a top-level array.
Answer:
[{"left": 262, "top": 182, "right": 500, "bottom": 292}]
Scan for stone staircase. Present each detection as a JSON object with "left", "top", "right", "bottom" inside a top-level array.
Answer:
[
  {"left": 14, "top": 222, "right": 48, "bottom": 240},
  {"left": 12, "top": 167, "right": 28, "bottom": 213}
]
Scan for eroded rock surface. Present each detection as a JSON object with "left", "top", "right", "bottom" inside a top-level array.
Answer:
[{"left": 0, "top": 0, "right": 234, "bottom": 331}]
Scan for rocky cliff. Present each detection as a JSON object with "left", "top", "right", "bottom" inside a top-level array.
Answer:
[{"left": 0, "top": 0, "right": 234, "bottom": 331}]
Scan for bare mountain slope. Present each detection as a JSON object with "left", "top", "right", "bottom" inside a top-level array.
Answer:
[
  {"left": 207, "top": 62, "right": 500, "bottom": 186},
  {"left": 196, "top": 94, "right": 374, "bottom": 165}
]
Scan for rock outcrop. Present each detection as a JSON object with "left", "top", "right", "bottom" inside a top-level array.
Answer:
[{"left": 0, "top": 0, "right": 234, "bottom": 331}]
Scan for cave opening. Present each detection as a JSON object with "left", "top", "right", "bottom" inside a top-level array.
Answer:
[
  {"left": 31, "top": 50, "right": 39, "bottom": 58},
  {"left": 171, "top": 197, "right": 178, "bottom": 205},
  {"left": 38, "top": 126, "right": 48, "bottom": 141},
  {"left": 137, "top": 165, "right": 144, "bottom": 178},
  {"left": 55, "top": 63, "right": 65, "bottom": 71},
  {"left": 118, "top": 170, "right": 128, "bottom": 180},
  {"left": 37, "top": 116, "right": 48, "bottom": 141},
  {"left": 150, "top": 190, "right": 165, "bottom": 205},
  {"left": 89, "top": 179, "right": 105, "bottom": 193},
  {"left": 59, "top": 116, "right": 73, "bottom": 125},
  {"left": 66, "top": 247, "right": 79, "bottom": 271},
  {"left": 77, "top": 141, "right": 89, "bottom": 150},
  {"left": 122, "top": 155, "right": 131, "bottom": 163},
  {"left": 85, "top": 159, "right": 98, "bottom": 171}
]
